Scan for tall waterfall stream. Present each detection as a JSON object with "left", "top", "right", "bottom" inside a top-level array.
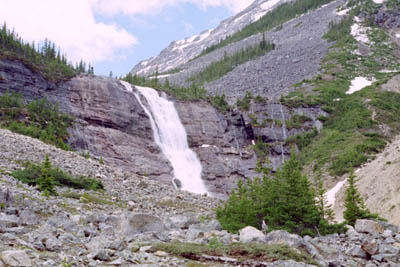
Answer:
[{"left": 121, "top": 81, "right": 207, "bottom": 195}]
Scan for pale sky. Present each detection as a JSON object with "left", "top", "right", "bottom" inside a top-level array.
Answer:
[{"left": 0, "top": 0, "right": 254, "bottom": 76}]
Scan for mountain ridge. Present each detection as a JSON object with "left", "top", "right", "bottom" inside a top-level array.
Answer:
[{"left": 130, "top": 0, "right": 290, "bottom": 76}]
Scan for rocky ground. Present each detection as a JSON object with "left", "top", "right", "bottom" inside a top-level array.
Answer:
[{"left": 1, "top": 128, "right": 400, "bottom": 267}]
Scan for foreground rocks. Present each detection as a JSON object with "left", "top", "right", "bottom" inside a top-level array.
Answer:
[{"left": 1, "top": 129, "right": 400, "bottom": 266}]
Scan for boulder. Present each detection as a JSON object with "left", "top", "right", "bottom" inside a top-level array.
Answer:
[
  {"left": 0, "top": 250, "right": 32, "bottom": 267},
  {"left": 361, "top": 239, "right": 379, "bottom": 255},
  {"left": 355, "top": 220, "right": 384, "bottom": 235},
  {"left": 164, "top": 213, "right": 199, "bottom": 229},
  {"left": 0, "top": 214, "right": 19, "bottom": 228},
  {"left": 346, "top": 245, "right": 368, "bottom": 259},
  {"left": 265, "top": 230, "right": 303, "bottom": 248},
  {"left": 117, "top": 213, "right": 166, "bottom": 239},
  {"left": 239, "top": 226, "right": 266, "bottom": 243},
  {"left": 19, "top": 209, "right": 40, "bottom": 226}
]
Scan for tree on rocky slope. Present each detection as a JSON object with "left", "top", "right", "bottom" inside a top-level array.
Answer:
[
  {"left": 216, "top": 153, "right": 346, "bottom": 236},
  {"left": 343, "top": 169, "right": 381, "bottom": 226},
  {"left": 37, "top": 155, "right": 57, "bottom": 196}
]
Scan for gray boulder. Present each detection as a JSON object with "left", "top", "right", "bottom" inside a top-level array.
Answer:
[
  {"left": 346, "top": 245, "right": 368, "bottom": 259},
  {"left": 19, "top": 209, "right": 40, "bottom": 226},
  {"left": 117, "top": 213, "right": 166, "bottom": 239},
  {"left": 0, "top": 250, "right": 32, "bottom": 267},
  {"left": 0, "top": 214, "right": 19, "bottom": 228},
  {"left": 239, "top": 226, "right": 266, "bottom": 243},
  {"left": 164, "top": 213, "right": 199, "bottom": 229},
  {"left": 361, "top": 239, "right": 379, "bottom": 255},
  {"left": 265, "top": 230, "right": 303, "bottom": 248},
  {"left": 355, "top": 219, "right": 384, "bottom": 235}
]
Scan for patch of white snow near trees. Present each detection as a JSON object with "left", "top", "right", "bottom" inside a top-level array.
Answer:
[
  {"left": 379, "top": 70, "right": 399, "bottom": 73},
  {"left": 337, "top": 8, "right": 350, "bottom": 16},
  {"left": 396, "top": 33, "right": 400, "bottom": 39},
  {"left": 325, "top": 179, "right": 347, "bottom": 207},
  {"left": 252, "top": 0, "right": 281, "bottom": 21},
  {"left": 346, "top": 77, "right": 374, "bottom": 95},
  {"left": 351, "top": 17, "right": 370, "bottom": 44},
  {"left": 373, "top": 0, "right": 385, "bottom": 3}
]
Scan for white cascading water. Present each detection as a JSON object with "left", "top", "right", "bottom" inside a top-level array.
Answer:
[{"left": 120, "top": 81, "right": 207, "bottom": 195}]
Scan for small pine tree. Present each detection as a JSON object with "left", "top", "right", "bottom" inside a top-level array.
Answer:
[
  {"left": 315, "top": 172, "right": 335, "bottom": 223},
  {"left": 343, "top": 169, "right": 379, "bottom": 225},
  {"left": 37, "top": 155, "right": 57, "bottom": 196}
]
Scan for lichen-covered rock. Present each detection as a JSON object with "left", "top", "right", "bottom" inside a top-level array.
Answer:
[
  {"left": 239, "top": 226, "right": 266, "bottom": 243},
  {"left": 355, "top": 219, "right": 385, "bottom": 235},
  {"left": 0, "top": 250, "right": 32, "bottom": 267},
  {"left": 265, "top": 230, "right": 304, "bottom": 248}
]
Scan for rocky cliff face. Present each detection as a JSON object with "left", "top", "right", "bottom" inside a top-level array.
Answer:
[
  {"left": 0, "top": 59, "right": 259, "bottom": 195},
  {"left": 0, "top": 58, "right": 328, "bottom": 196}
]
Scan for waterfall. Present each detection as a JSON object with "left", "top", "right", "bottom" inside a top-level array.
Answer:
[
  {"left": 121, "top": 81, "right": 207, "bottom": 195},
  {"left": 279, "top": 103, "right": 288, "bottom": 164}
]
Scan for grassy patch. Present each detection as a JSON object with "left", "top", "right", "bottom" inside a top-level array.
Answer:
[
  {"left": 152, "top": 242, "right": 317, "bottom": 265},
  {"left": 79, "top": 193, "right": 114, "bottom": 205}
]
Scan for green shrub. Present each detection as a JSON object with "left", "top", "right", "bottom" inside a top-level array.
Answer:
[
  {"left": 209, "top": 93, "right": 230, "bottom": 113},
  {"left": 236, "top": 91, "right": 253, "bottom": 111},
  {"left": 285, "top": 114, "right": 312, "bottom": 130},
  {"left": 11, "top": 158, "right": 103, "bottom": 191}
]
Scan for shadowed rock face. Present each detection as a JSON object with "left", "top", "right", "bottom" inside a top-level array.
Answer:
[{"left": 0, "top": 60, "right": 172, "bottom": 183}]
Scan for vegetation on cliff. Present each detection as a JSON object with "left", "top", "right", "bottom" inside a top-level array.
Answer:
[
  {"left": 281, "top": 6, "right": 400, "bottom": 177},
  {"left": 0, "top": 91, "right": 74, "bottom": 150},
  {"left": 189, "top": 36, "right": 275, "bottom": 84},
  {"left": 0, "top": 23, "right": 93, "bottom": 83}
]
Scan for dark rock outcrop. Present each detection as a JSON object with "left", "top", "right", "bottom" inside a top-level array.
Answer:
[{"left": 0, "top": 59, "right": 172, "bottom": 182}]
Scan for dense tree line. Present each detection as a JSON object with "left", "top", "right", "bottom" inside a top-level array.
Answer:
[
  {"left": 217, "top": 152, "right": 384, "bottom": 236},
  {"left": 121, "top": 72, "right": 207, "bottom": 101},
  {"left": 189, "top": 36, "right": 275, "bottom": 84},
  {"left": 0, "top": 23, "right": 94, "bottom": 82}
]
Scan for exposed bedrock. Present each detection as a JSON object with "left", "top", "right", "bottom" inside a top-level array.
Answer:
[{"left": 0, "top": 59, "right": 325, "bottom": 196}]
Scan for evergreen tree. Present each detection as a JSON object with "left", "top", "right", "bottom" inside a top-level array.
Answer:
[
  {"left": 270, "top": 153, "right": 321, "bottom": 236},
  {"left": 37, "top": 155, "right": 57, "bottom": 196},
  {"left": 216, "top": 153, "right": 346, "bottom": 236},
  {"left": 315, "top": 172, "right": 335, "bottom": 222},
  {"left": 343, "top": 169, "right": 380, "bottom": 226}
]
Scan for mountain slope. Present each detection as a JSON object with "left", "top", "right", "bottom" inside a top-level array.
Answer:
[{"left": 131, "top": 0, "right": 290, "bottom": 76}]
